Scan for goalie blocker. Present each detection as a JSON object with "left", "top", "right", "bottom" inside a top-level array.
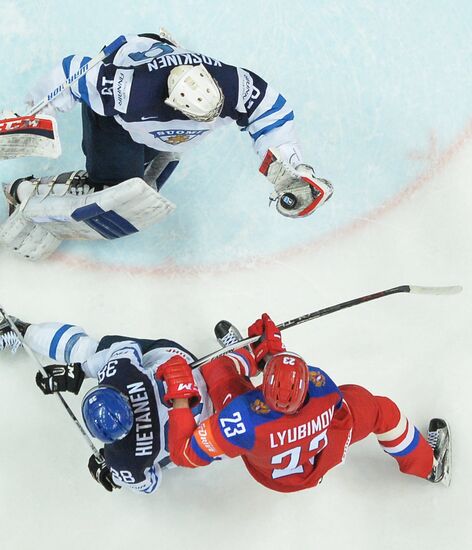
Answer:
[
  {"left": 260, "top": 148, "right": 333, "bottom": 218},
  {"left": 0, "top": 172, "right": 175, "bottom": 261},
  {"left": 0, "top": 114, "right": 61, "bottom": 160}
]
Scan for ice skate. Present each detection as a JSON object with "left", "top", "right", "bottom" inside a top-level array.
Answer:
[
  {"left": 214, "top": 320, "right": 244, "bottom": 348},
  {"left": 427, "top": 418, "right": 451, "bottom": 486}
]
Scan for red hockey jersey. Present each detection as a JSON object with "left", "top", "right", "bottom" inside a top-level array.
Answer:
[{"left": 168, "top": 350, "right": 354, "bottom": 492}]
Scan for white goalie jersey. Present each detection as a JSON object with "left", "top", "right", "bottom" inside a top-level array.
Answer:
[{"left": 28, "top": 34, "right": 303, "bottom": 163}]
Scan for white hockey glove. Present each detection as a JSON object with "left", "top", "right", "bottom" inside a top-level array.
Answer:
[{"left": 260, "top": 148, "right": 333, "bottom": 218}]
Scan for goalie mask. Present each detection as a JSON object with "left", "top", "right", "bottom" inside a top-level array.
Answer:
[
  {"left": 165, "top": 64, "right": 224, "bottom": 122},
  {"left": 82, "top": 386, "right": 134, "bottom": 443},
  {"left": 262, "top": 352, "right": 309, "bottom": 415}
]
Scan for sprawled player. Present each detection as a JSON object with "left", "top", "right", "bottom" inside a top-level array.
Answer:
[
  {"left": 0, "top": 30, "right": 332, "bottom": 260},
  {"left": 0, "top": 314, "right": 207, "bottom": 493},
  {"left": 157, "top": 315, "right": 451, "bottom": 492}
]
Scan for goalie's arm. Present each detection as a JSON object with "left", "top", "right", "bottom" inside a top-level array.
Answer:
[
  {"left": 25, "top": 55, "right": 94, "bottom": 116},
  {"left": 223, "top": 66, "right": 333, "bottom": 217}
]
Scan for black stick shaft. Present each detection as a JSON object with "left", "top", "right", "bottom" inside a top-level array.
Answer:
[
  {"left": 277, "top": 285, "right": 410, "bottom": 330},
  {"left": 191, "top": 285, "right": 412, "bottom": 368}
]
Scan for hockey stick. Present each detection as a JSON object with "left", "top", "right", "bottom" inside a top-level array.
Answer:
[
  {"left": 0, "top": 305, "right": 102, "bottom": 460},
  {"left": 0, "top": 35, "right": 126, "bottom": 161},
  {"left": 190, "top": 284, "right": 462, "bottom": 369}
]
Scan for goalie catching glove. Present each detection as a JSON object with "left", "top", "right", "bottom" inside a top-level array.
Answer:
[
  {"left": 35, "top": 363, "right": 85, "bottom": 395},
  {"left": 260, "top": 148, "right": 333, "bottom": 217}
]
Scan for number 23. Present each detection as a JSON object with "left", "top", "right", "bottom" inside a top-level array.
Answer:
[{"left": 220, "top": 411, "right": 246, "bottom": 438}]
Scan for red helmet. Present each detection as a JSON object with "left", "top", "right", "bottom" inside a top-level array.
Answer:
[{"left": 262, "top": 352, "right": 309, "bottom": 415}]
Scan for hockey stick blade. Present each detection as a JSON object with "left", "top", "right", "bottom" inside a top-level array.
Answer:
[{"left": 408, "top": 285, "right": 463, "bottom": 295}]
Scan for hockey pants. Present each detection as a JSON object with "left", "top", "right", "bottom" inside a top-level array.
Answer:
[{"left": 81, "top": 104, "right": 175, "bottom": 190}]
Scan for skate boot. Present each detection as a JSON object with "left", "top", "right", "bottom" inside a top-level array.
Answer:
[
  {"left": 0, "top": 315, "right": 28, "bottom": 354},
  {"left": 214, "top": 320, "right": 245, "bottom": 348},
  {"left": 427, "top": 418, "right": 451, "bottom": 486}
]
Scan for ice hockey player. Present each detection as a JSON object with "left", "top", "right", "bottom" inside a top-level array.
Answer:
[
  {"left": 0, "top": 31, "right": 333, "bottom": 260},
  {"left": 156, "top": 314, "right": 451, "bottom": 492},
  {"left": 0, "top": 314, "right": 208, "bottom": 494}
]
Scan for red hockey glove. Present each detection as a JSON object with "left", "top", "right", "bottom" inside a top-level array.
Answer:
[
  {"left": 155, "top": 356, "right": 201, "bottom": 408},
  {"left": 248, "top": 313, "right": 285, "bottom": 365}
]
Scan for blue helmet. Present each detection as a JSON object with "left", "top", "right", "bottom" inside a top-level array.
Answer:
[{"left": 81, "top": 386, "right": 134, "bottom": 444}]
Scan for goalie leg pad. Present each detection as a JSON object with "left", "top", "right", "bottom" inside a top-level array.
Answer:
[
  {"left": 0, "top": 209, "right": 61, "bottom": 261},
  {"left": 18, "top": 177, "right": 176, "bottom": 240}
]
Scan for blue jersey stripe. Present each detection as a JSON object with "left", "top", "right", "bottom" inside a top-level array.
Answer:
[
  {"left": 78, "top": 56, "right": 92, "bottom": 106},
  {"left": 250, "top": 94, "right": 286, "bottom": 124},
  {"left": 64, "top": 332, "right": 85, "bottom": 363},
  {"left": 388, "top": 428, "right": 420, "bottom": 457},
  {"left": 190, "top": 436, "right": 215, "bottom": 463},
  {"left": 249, "top": 111, "right": 294, "bottom": 142},
  {"left": 49, "top": 324, "right": 73, "bottom": 360},
  {"left": 62, "top": 55, "right": 74, "bottom": 79}
]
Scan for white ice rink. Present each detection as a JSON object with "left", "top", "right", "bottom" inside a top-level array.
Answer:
[{"left": 0, "top": 2, "right": 471, "bottom": 549}]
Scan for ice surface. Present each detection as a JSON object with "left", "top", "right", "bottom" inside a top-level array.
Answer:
[{"left": 0, "top": 1, "right": 470, "bottom": 549}]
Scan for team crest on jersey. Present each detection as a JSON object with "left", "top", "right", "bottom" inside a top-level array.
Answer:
[
  {"left": 309, "top": 370, "right": 326, "bottom": 387},
  {"left": 150, "top": 129, "right": 208, "bottom": 145},
  {"left": 251, "top": 399, "right": 271, "bottom": 414}
]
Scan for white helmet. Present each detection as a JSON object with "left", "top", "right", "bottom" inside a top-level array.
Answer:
[{"left": 165, "top": 64, "right": 224, "bottom": 122}]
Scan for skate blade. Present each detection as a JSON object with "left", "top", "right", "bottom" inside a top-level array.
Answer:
[{"left": 438, "top": 420, "right": 452, "bottom": 487}]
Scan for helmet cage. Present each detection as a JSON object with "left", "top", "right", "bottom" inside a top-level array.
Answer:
[{"left": 165, "top": 64, "right": 224, "bottom": 122}]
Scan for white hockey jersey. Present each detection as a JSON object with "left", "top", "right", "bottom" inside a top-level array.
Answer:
[
  {"left": 29, "top": 33, "right": 303, "bottom": 164},
  {"left": 24, "top": 322, "right": 210, "bottom": 494}
]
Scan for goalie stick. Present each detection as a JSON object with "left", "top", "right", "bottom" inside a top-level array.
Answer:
[
  {"left": 0, "top": 305, "right": 102, "bottom": 461},
  {"left": 0, "top": 35, "right": 126, "bottom": 161},
  {"left": 190, "top": 284, "right": 462, "bottom": 369}
]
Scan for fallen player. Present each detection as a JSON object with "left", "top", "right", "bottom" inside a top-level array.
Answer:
[{"left": 0, "top": 311, "right": 451, "bottom": 493}]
